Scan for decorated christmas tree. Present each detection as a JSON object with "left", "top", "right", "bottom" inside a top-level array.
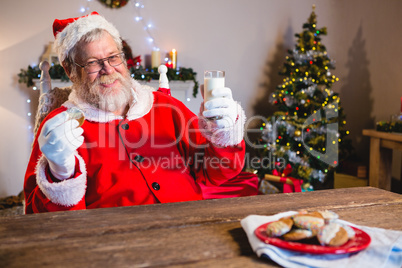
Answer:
[{"left": 256, "top": 6, "right": 351, "bottom": 191}]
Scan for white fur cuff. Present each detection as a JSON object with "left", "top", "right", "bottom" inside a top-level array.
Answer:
[
  {"left": 199, "top": 102, "right": 246, "bottom": 147},
  {"left": 35, "top": 152, "right": 87, "bottom": 207}
]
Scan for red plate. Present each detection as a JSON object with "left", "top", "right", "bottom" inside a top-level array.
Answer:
[{"left": 254, "top": 222, "right": 371, "bottom": 254}]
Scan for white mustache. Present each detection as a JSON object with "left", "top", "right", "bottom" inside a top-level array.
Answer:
[{"left": 97, "top": 73, "right": 121, "bottom": 85}]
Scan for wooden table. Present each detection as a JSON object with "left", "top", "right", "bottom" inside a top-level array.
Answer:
[
  {"left": 363, "top": 129, "right": 402, "bottom": 190},
  {"left": 1, "top": 187, "right": 401, "bottom": 267}
]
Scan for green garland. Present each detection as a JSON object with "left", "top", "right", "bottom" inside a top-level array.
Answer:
[
  {"left": 18, "top": 64, "right": 69, "bottom": 88},
  {"left": 376, "top": 121, "right": 402, "bottom": 133},
  {"left": 130, "top": 66, "right": 199, "bottom": 97},
  {"left": 18, "top": 64, "right": 199, "bottom": 97}
]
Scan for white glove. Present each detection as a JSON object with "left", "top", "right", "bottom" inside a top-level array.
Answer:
[
  {"left": 38, "top": 111, "right": 84, "bottom": 180},
  {"left": 202, "top": 86, "right": 238, "bottom": 129}
]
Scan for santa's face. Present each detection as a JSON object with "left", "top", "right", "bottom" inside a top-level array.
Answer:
[
  {"left": 74, "top": 32, "right": 133, "bottom": 113},
  {"left": 77, "top": 32, "right": 129, "bottom": 83}
]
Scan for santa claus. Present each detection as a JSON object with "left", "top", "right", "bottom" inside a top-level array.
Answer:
[{"left": 24, "top": 12, "right": 258, "bottom": 214}]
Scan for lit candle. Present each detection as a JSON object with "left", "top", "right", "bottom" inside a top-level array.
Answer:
[
  {"left": 151, "top": 48, "right": 160, "bottom": 68},
  {"left": 170, "top": 49, "right": 177, "bottom": 69}
]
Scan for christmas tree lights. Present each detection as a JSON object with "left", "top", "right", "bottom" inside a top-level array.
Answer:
[{"left": 256, "top": 5, "right": 352, "bottom": 191}]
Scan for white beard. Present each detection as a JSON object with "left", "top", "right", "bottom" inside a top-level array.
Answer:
[{"left": 75, "top": 71, "right": 133, "bottom": 113}]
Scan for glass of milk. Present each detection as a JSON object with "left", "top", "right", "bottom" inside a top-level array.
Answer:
[{"left": 204, "top": 70, "right": 225, "bottom": 103}]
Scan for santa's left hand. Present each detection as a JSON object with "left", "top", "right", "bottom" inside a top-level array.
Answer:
[{"left": 202, "top": 86, "right": 238, "bottom": 129}]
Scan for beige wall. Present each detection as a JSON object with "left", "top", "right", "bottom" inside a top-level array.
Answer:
[{"left": 0, "top": 0, "right": 401, "bottom": 197}]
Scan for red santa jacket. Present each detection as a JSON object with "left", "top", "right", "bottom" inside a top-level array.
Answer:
[{"left": 24, "top": 80, "right": 247, "bottom": 213}]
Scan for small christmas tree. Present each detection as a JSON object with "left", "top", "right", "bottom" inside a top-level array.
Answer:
[{"left": 256, "top": 5, "right": 351, "bottom": 191}]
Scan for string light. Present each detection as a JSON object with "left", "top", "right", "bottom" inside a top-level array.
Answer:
[
  {"left": 132, "top": 1, "right": 159, "bottom": 50},
  {"left": 79, "top": 0, "right": 91, "bottom": 13},
  {"left": 80, "top": 0, "right": 160, "bottom": 50}
]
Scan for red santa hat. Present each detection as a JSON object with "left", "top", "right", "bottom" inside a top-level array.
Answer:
[{"left": 53, "top": 12, "right": 121, "bottom": 63}]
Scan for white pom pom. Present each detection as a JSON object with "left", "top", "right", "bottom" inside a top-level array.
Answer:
[{"left": 158, "top": 64, "right": 168, "bottom": 74}]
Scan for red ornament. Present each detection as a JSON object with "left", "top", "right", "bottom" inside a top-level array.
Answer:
[{"left": 126, "top": 55, "right": 142, "bottom": 69}]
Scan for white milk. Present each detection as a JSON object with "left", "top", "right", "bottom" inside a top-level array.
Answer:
[{"left": 204, "top": 77, "right": 225, "bottom": 102}]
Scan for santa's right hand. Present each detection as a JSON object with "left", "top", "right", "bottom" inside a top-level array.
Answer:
[{"left": 38, "top": 111, "right": 84, "bottom": 180}]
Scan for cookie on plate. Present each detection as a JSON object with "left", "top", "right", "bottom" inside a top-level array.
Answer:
[
  {"left": 293, "top": 214, "right": 325, "bottom": 232},
  {"left": 317, "top": 223, "right": 349, "bottom": 247},
  {"left": 317, "top": 210, "right": 339, "bottom": 224},
  {"left": 282, "top": 229, "right": 314, "bottom": 241},
  {"left": 340, "top": 224, "right": 356, "bottom": 239},
  {"left": 266, "top": 218, "right": 293, "bottom": 237}
]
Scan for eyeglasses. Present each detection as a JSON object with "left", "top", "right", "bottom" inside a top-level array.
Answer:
[{"left": 74, "top": 52, "right": 125, "bottom": 74}]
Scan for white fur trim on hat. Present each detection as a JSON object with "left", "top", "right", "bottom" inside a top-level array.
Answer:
[
  {"left": 54, "top": 14, "right": 121, "bottom": 63},
  {"left": 35, "top": 152, "right": 87, "bottom": 207}
]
